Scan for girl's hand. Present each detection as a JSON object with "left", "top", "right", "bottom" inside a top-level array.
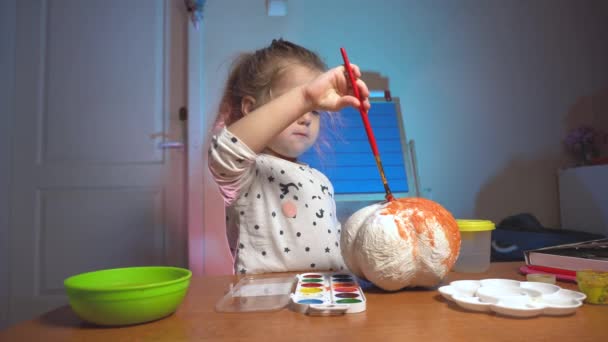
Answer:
[{"left": 303, "top": 64, "right": 371, "bottom": 113}]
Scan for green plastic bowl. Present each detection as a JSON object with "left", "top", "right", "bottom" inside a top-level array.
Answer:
[{"left": 64, "top": 266, "right": 192, "bottom": 326}]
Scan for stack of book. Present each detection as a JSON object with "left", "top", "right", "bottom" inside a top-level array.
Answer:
[{"left": 523, "top": 239, "right": 608, "bottom": 281}]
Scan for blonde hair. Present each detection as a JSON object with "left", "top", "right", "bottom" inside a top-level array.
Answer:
[{"left": 213, "top": 39, "right": 327, "bottom": 130}]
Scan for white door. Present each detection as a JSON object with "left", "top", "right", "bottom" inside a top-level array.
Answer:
[{"left": 8, "top": 0, "right": 188, "bottom": 325}]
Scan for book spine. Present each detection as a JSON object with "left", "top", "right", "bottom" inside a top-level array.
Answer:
[{"left": 527, "top": 252, "right": 608, "bottom": 272}]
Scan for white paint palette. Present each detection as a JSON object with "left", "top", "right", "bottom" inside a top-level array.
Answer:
[
  {"left": 438, "top": 278, "right": 586, "bottom": 318},
  {"left": 290, "top": 272, "right": 366, "bottom": 316}
]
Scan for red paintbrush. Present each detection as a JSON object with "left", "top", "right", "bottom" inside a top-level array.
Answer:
[{"left": 340, "top": 47, "right": 394, "bottom": 202}]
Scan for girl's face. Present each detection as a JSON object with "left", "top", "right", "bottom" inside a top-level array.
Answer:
[{"left": 265, "top": 64, "right": 322, "bottom": 160}]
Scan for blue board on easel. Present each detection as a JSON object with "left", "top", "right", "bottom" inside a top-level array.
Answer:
[{"left": 300, "top": 101, "right": 409, "bottom": 194}]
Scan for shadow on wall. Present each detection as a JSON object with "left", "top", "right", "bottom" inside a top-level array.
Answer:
[
  {"left": 474, "top": 157, "right": 562, "bottom": 229},
  {"left": 558, "top": 166, "right": 607, "bottom": 236}
]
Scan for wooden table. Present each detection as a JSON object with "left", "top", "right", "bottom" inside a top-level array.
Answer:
[{"left": 0, "top": 262, "right": 605, "bottom": 341}]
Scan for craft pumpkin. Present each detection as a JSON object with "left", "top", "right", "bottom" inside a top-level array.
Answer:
[{"left": 341, "top": 197, "right": 461, "bottom": 291}]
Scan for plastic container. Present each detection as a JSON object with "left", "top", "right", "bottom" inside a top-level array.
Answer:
[
  {"left": 576, "top": 270, "right": 608, "bottom": 304},
  {"left": 526, "top": 273, "right": 557, "bottom": 284},
  {"left": 452, "top": 220, "right": 495, "bottom": 273},
  {"left": 64, "top": 266, "right": 191, "bottom": 326},
  {"left": 215, "top": 275, "right": 296, "bottom": 312}
]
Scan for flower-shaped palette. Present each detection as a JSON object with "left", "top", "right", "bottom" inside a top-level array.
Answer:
[{"left": 438, "top": 278, "right": 586, "bottom": 318}]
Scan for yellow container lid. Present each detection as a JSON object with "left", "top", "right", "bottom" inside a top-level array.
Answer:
[{"left": 456, "top": 219, "right": 495, "bottom": 232}]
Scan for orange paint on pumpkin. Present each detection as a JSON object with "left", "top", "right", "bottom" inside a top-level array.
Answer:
[{"left": 381, "top": 198, "right": 460, "bottom": 267}]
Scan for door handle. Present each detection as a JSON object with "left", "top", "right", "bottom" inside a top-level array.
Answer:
[
  {"left": 157, "top": 141, "right": 184, "bottom": 149},
  {"left": 151, "top": 132, "right": 184, "bottom": 149}
]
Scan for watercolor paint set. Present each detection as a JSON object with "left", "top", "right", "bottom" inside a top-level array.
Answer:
[{"left": 290, "top": 272, "right": 366, "bottom": 316}]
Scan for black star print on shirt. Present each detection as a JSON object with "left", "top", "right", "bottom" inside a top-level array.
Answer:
[
  {"left": 268, "top": 176, "right": 275, "bottom": 182},
  {"left": 284, "top": 247, "right": 290, "bottom": 253},
  {"left": 325, "top": 247, "right": 330, "bottom": 253},
  {"left": 320, "top": 185, "right": 329, "bottom": 194},
  {"left": 315, "top": 209, "right": 324, "bottom": 218}
]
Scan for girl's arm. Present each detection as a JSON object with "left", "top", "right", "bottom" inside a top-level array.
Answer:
[{"left": 228, "top": 65, "right": 370, "bottom": 153}]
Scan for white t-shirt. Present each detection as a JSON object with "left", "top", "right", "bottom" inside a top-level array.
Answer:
[{"left": 208, "top": 127, "right": 346, "bottom": 274}]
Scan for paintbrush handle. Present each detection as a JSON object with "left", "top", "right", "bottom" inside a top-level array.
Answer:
[
  {"left": 340, "top": 48, "right": 378, "bottom": 156},
  {"left": 340, "top": 48, "right": 394, "bottom": 201}
]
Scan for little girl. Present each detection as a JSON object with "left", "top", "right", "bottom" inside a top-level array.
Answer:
[{"left": 208, "top": 39, "right": 370, "bottom": 275}]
